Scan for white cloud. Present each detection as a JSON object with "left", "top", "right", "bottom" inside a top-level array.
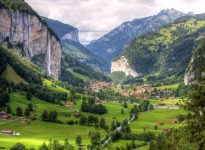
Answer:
[{"left": 25, "top": 0, "right": 205, "bottom": 44}]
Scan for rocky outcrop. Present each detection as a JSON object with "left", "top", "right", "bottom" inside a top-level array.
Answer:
[
  {"left": 184, "top": 42, "right": 205, "bottom": 86},
  {"left": 0, "top": 8, "right": 61, "bottom": 80},
  {"left": 111, "top": 56, "right": 139, "bottom": 77},
  {"left": 62, "top": 29, "right": 79, "bottom": 43},
  {"left": 44, "top": 17, "right": 79, "bottom": 43}
]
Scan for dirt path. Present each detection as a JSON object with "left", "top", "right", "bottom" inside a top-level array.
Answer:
[{"left": 0, "top": 118, "right": 20, "bottom": 125}]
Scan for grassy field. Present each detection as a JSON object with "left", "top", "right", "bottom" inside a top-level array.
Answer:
[
  {"left": 0, "top": 92, "right": 187, "bottom": 149},
  {"left": 0, "top": 120, "right": 99, "bottom": 149},
  {"left": 155, "top": 83, "right": 179, "bottom": 90},
  {"left": 130, "top": 108, "right": 186, "bottom": 134},
  {"left": 0, "top": 93, "right": 131, "bottom": 149},
  {"left": 148, "top": 97, "right": 186, "bottom": 105}
]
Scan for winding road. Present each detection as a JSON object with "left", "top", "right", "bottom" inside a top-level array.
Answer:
[{"left": 102, "top": 114, "right": 136, "bottom": 146}]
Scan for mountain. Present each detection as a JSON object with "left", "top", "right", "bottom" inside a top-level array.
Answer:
[
  {"left": 112, "top": 16, "right": 205, "bottom": 83},
  {"left": 0, "top": 0, "right": 62, "bottom": 80},
  {"left": 87, "top": 8, "right": 187, "bottom": 70},
  {"left": 44, "top": 18, "right": 108, "bottom": 72},
  {"left": 184, "top": 37, "right": 205, "bottom": 85}
]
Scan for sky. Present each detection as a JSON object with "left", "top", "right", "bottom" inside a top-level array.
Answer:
[{"left": 25, "top": 0, "right": 205, "bottom": 44}]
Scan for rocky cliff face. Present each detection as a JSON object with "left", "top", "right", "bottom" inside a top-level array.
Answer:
[
  {"left": 111, "top": 56, "right": 139, "bottom": 77},
  {"left": 44, "top": 17, "right": 79, "bottom": 43},
  {"left": 62, "top": 29, "right": 79, "bottom": 42},
  {"left": 45, "top": 17, "right": 108, "bottom": 72},
  {"left": 0, "top": 8, "right": 61, "bottom": 80},
  {"left": 184, "top": 39, "right": 205, "bottom": 85}
]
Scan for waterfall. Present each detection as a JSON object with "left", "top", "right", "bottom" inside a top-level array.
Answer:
[{"left": 47, "top": 33, "right": 51, "bottom": 75}]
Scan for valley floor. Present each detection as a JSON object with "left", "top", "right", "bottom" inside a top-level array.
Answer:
[{"left": 0, "top": 92, "right": 186, "bottom": 149}]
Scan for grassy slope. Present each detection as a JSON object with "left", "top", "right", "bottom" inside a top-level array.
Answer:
[
  {"left": 69, "top": 70, "right": 92, "bottom": 81},
  {"left": 42, "top": 78, "right": 70, "bottom": 95},
  {"left": 1, "top": 46, "right": 41, "bottom": 74},
  {"left": 1, "top": 64, "right": 27, "bottom": 84}
]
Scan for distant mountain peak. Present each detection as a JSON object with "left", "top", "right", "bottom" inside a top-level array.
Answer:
[{"left": 158, "top": 8, "right": 184, "bottom": 16}]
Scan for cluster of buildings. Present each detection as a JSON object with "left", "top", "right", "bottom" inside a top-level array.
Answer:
[
  {"left": 131, "top": 84, "right": 174, "bottom": 99},
  {"left": 85, "top": 82, "right": 112, "bottom": 92}
]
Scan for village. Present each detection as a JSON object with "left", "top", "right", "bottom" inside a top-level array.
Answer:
[{"left": 84, "top": 82, "right": 184, "bottom": 110}]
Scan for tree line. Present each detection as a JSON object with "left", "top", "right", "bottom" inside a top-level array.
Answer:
[{"left": 81, "top": 97, "right": 107, "bottom": 114}]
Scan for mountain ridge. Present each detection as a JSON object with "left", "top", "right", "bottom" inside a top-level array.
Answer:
[{"left": 87, "top": 8, "right": 188, "bottom": 70}]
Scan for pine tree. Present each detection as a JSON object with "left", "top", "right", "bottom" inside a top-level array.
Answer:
[
  {"left": 76, "top": 135, "right": 82, "bottom": 146},
  {"left": 16, "top": 107, "right": 23, "bottom": 116},
  {"left": 24, "top": 108, "right": 30, "bottom": 117}
]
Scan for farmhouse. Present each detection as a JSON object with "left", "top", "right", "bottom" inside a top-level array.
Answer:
[
  {"left": 0, "top": 130, "right": 20, "bottom": 135},
  {"left": 74, "top": 112, "right": 80, "bottom": 118},
  {"left": 65, "top": 102, "right": 74, "bottom": 108},
  {"left": 0, "top": 111, "right": 10, "bottom": 120}
]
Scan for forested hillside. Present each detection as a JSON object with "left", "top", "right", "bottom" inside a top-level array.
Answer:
[
  {"left": 117, "top": 17, "right": 205, "bottom": 82},
  {"left": 62, "top": 53, "right": 111, "bottom": 84}
]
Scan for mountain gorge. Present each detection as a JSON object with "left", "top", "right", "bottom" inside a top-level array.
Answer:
[
  {"left": 45, "top": 18, "right": 108, "bottom": 72},
  {"left": 0, "top": 0, "right": 61, "bottom": 80},
  {"left": 87, "top": 8, "right": 187, "bottom": 70}
]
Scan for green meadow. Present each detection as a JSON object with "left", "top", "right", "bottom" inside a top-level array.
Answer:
[
  {"left": 130, "top": 108, "right": 186, "bottom": 134},
  {"left": 0, "top": 93, "right": 130, "bottom": 149}
]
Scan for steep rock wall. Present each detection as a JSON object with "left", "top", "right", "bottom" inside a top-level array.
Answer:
[
  {"left": 184, "top": 46, "right": 205, "bottom": 86},
  {"left": 0, "top": 8, "right": 61, "bottom": 80},
  {"left": 111, "top": 56, "right": 139, "bottom": 77},
  {"left": 62, "top": 29, "right": 79, "bottom": 43}
]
